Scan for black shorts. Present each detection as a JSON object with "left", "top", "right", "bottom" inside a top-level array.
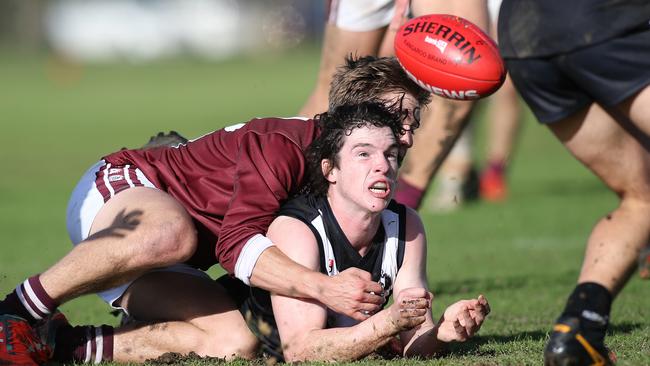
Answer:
[
  {"left": 505, "top": 26, "right": 650, "bottom": 124},
  {"left": 216, "top": 275, "right": 285, "bottom": 362}
]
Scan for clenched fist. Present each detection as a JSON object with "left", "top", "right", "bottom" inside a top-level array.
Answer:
[{"left": 388, "top": 287, "right": 432, "bottom": 332}]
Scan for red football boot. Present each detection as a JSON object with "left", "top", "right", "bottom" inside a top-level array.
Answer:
[
  {"left": 0, "top": 315, "right": 51, "bottom": 366},
  {"left": 480, "top": 165, "right": 507, "bottom": 202}
]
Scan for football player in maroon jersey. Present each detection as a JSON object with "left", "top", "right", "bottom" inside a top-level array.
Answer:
[{"left": 0, "top": 56, "right": 430, "bottom": 364}]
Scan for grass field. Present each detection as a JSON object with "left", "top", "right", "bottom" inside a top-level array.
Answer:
[{"left": 0, "top": 46, "right": 648, "bottom": 365}]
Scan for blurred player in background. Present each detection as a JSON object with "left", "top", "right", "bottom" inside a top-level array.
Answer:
[
  {"left": 498, "top": 0, "right": 650, "bottom": 364},
  {"left": 0, "top": 56, "right": 430, "bottom": 365},
  {"left": 299, "top": 0, "right": 410, "bottom": 117},
  {"left": 221, "top": 102, "right": 490, "bottom": 362},
  {"left": 430, "top": 0, "right": 522, "bottom": 210},
  {"left": 478, "top": 77, "right": 521, "bottom": 202},
  {"left": 298, "top": 0, "right": 490, "bottom": 210}
]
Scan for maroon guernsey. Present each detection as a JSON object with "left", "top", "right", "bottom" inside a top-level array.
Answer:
[{"left": 103, "top": 117, "right": 320, "bottom": 276}]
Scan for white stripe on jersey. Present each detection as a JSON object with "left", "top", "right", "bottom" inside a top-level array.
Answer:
[
  {"left": 311, "top": 213, "right": 338, "bottom": 276},
  {"left": 380, "top": 209, "right": 400, "bottom": 292}
]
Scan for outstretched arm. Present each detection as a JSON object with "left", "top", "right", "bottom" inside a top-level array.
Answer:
[
  {"left": 250, "top": 247, "right": 385, "bottom": 320},
  {"left": 272, "top": 288, "right": 429, "bottom": 362},
  {"left": 404, "top": 295, "right": 490, "bottom": 357},
  {"left": 393, "top": 208, "right": 490, "bottom": 357}
]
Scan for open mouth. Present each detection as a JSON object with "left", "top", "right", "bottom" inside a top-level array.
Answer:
[{"left": 369, "top": 181, "right": 391, "bottom": 198}]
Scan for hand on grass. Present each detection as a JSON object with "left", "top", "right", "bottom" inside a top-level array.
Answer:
[{"left": 436, "top": 294, "right": 490, "bottom": 342}]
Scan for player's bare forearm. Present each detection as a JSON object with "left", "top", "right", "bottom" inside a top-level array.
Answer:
[
  {"left": 249, "top": 246, "right": 322, "bottom": 299},
  {"left": 249, "top": 247, "right": 384, "bottom": 321},
  {"left": 282, "top": 308, "right": 401, "bottom": 362},
  {"left": 400, "top": 99, "right": 474, "bottom": 188},
  {"left": 282, "top": 292, "right": 432, "bottom": 362}
]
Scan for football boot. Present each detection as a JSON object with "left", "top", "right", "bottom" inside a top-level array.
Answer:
[
  {"left": 0, "top": 314, "right": 51, "bottom": 366},
  {"left": 479, "top": 165, "right": 507, "bottom": 202},
  {"left": 141, "top": 130, "right": 188, "bottom": 149},
  {"left": 544, "top": 316, "right": 614, "bottom": 366}
]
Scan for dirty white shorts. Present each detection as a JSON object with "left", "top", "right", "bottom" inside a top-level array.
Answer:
[{"left": 65, "top": 160, "right": 208, "bottom": 311}]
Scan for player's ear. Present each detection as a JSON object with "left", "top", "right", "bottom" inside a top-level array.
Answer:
[{"left": 321, "top": 159, "right": 336, "bottom": 183}]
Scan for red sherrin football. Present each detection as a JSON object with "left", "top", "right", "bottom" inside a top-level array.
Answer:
[{"left": 394, "top": 14, "right": 506, "bottom": 100}]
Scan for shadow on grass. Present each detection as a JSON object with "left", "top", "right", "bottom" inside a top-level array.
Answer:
[
  {"left": 452, "top": 331, "right": 547, "bottom": 353},
  {"left": 432, "top": 270, "right": 577, "bottom": 295},
  {"left": 447, "top": 321, "right": 644, "bottom": 357},
  {"left": 608, "top": 321, "right": 645, "bottom": 335}
]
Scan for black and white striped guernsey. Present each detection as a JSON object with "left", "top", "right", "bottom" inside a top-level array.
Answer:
[
  {"left": 239, "top": 194, "right": 407, "bottom": 360},
  {"left": 280, "top": 194, "right": 407, "bottom": 326}
]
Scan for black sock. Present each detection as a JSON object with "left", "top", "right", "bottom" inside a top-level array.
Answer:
[{"left": 561, "top": 282, "right": 612, "bottom": 343}]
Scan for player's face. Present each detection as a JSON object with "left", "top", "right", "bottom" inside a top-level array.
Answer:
[
  {"left": 327, "top": 125, "right": 400, "bottom": 213},
  {"left": 380, "top": 92, "right": 420, "bottom": 160}
]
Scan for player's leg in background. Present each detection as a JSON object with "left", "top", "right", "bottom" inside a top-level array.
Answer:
[
  {"left": 298, "top": 0, "right": 391, "bottom": 118},
  {"left": 550, "top": 95, "right": 650, "bottom": 296},
  {"left": 576, "top": 84, "right": 650, "bottom": 292},
  {"left": 543, "top": 92, "right": 650, "bottom": 364},
  {"left": 479, "top": 0, "right": 522, "bottom": 202},
  {"left": 479, "top": 74, "right": 521, "bottom": 202},
  {"left": 542, "top": 27, "right": 650, "bottom": 364},
  {"left": 623, "top": 85, "right": 650, "bottom": 280},
  {"left": 429, "top": 127, "right": 476, "bottom": 212},
  {"left": 395, "top": 0, "right": 489, "bottom": 209},
  {"left": 377, "top": 0, "right": 409, "bottom": 57}
]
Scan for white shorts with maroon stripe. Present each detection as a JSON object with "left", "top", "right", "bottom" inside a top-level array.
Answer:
[
  {"left": 328, "top": 0, "right": 396, "bottom": 32},
  {"left": 66, "top": 160, "right": 155, "bottom": 245},
  {"left": 65, "top": 160, "right": 208, "bottom": 311}
]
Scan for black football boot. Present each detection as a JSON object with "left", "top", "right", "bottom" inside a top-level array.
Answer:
[{"left": 544, "top": 316, "right": 614, "bottom": 366}]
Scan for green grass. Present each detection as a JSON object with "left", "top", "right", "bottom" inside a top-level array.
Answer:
[{"left": 0, "top": 46, "right": 648, "bottom": 365}]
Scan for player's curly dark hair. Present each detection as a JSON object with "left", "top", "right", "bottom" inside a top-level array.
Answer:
[{"left": 301, "top": 102, "right": 403, "bottom": 197}]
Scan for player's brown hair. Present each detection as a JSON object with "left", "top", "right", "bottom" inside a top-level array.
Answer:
[{"left": 329, "top": 56, "right": 431, "bottom": 112}]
